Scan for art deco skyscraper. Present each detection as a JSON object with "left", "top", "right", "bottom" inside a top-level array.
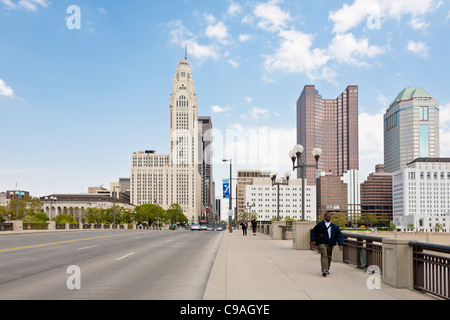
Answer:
[
  {"left": 384, "top": 87, "right": 440, "bottom": 173},
  {"left": 296, "top": 85, "right": 359, "bottom": 185},
  {"left": 130, "top": 57, "right": 202, "bottom": 223}
]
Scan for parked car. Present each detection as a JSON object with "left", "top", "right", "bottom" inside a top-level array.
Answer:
[
  {"left": 191, "top": 224, "right": 200, "bottom": 231},
  {"left": 200, "top": 225, "right": 207, "bottom": 231},
  {"left": 216, "top": 226, "right": 223, "bottom": 231}
]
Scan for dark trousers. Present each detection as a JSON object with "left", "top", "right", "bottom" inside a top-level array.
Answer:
[{"left": 242, "top": 227, "right": 247, "bottom": 235}]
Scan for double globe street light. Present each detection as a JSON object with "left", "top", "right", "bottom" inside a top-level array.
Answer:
[
  {"left": 270, "top": 171, "right": 291, "bottom": 221},
  {"left": 289, "top": 144, "right": 322, "bottom": 221}
]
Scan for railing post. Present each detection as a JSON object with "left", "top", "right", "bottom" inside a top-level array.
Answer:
[
  {"left": 382, "top": 238, "right": 414, "bottom": 289},
  {"left": 12, "top": 220, "right": 23, "bottom": 231},
  {"left": 271, "top": 221, "right": 285, "bottom": 240},
  {"left": 292, "top": 221, "right": 315, "bottom": 250}
]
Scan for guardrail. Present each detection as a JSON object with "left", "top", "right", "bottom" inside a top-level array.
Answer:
[
  {"left": 342, "top": 232, "right": 383, "bottom": 273},
  {"left": 411, "top": 241, "right": 450, "bottom": 300}
]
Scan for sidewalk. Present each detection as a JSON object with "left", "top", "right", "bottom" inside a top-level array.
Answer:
[{"left": 203, "top": 230, "right": 437, "bottom": 300}]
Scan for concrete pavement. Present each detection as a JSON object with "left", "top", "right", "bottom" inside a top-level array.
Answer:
[{"left": 203, "top": 230, "right": 437, "bottom": 300}]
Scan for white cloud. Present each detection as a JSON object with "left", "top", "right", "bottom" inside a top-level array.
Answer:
[
  {"left": 406, "top": 40, "right": 429, "bottom": 57},
  {"left": 211, "top": 105, "right": 230, "bottom": 114},
  {"left": 329, "top": 0, "right": 442, "bottom": 34},
  {"left": 263, "top": 28, "right": 331, "bottom": 80},
  {"left": 238, "top": 34, "right": 251, "bottom": 42},
  {"left": 0, "top": 79, "right": 16, "bottom": 98},
  {"left": 227, "top": 59, "right": 239, "bottom": 68},
  {"left": 205, "top": 21, "right": 230, "bottom": 44},
  {"left": 168, "top": 20, "right": 220, "bottom": 62},
  {"left": 254, "top": 0, "right": 291, "bottom": 32},
  {"left": 359, "top": 110, "right": 385, "bottom": 175},
  {"left": 227, "top": 1, "right": 242, "bottom": 17},
  {"left": 329, "top": 33, "right": 387, "bottom": 66},
  {"left": 249, "top": 107, "right": 270, "bottom": 119},
  {"left": 1, "top": 0, "right": 49, "bottom": 11}
]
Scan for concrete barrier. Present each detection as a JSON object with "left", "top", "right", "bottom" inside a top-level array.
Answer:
[{"left": 292, "top": 221, "right": 315, "bottom": 250}]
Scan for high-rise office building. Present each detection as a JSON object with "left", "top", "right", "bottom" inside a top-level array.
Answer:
[
  {"left": 130, "top": 57, "right": 204, "bottom": 223},
  {"left": 384, "top": 87, "right": 440, "bottom": 173},
  {"left": 297, "top": 85, "right": 359, "bottom": 185}
]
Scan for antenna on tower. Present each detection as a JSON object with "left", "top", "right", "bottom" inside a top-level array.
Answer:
[{"left": 185, "top": 43, "right": 188, "bottom": 60}]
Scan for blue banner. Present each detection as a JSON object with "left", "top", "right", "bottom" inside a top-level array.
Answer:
[{"left": 223, "top": 179, "right": 230, "bottom": 199}]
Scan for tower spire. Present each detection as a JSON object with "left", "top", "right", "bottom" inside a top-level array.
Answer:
[{"left": 185, "top": 43, "right": 188, "bottom": 60}]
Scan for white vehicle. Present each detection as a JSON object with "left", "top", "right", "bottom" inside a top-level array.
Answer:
[
  {"left": 191, "top": 224, "right": 200, "bottom": 231},
  {"left": 200, "top": 225, "right": 207, "bottom": 231}
]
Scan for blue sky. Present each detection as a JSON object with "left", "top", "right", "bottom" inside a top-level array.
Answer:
[{"left": 1, "top": 0, "right": 449, "bottom": 198}]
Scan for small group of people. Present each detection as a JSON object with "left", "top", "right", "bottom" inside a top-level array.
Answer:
[{"left": 239, "top": 218, "right": 257, "bottom": 236}]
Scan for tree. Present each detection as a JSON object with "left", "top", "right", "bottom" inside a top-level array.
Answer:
[
  {"left": 360, "top": 212, "right": 378, "bottom": 227},
  {"left": 166, "top": 203, "right": 188, "bottom": 228},
  {"left": 55, "top": 214, "right": 76, "bottom": 224},
  {"left": 134, "top": 204, "right": 165, "bottom": 227},
  {"left": 331, "top": 212, "right": 347, "bottom": 229},
  {"left": 7, "top": 195, "right": 42, "bottom": 220}
]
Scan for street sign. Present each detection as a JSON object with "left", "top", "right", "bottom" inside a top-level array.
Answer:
[{"left": 223, "top": 179, "right": 230, "bottom": 199}]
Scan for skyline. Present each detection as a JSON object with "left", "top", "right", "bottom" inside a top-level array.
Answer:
[{"left": 1, "top": 0, "right": 450, "bottom": 199}]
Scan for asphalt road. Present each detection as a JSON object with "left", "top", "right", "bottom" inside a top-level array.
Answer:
[{"left": 0, "top": 229, "right": 223, "bottom": 300}]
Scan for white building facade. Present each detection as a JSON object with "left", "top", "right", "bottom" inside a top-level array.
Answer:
[
  {"left": 244, "top": 178, "right": 317, "bottom": 223},
  {"left": 393, "top": 158, "right": 450, "bottom": 232},
  {"left": 130, "top": 58, "right": 202, "bottom": 223}
]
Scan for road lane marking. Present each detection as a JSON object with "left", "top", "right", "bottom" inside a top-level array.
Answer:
[
  {"left": 77, "top": 245, "right": 99, "bottom": 250},
  {"left": 116, "top": 252, "right": 135, "bottom": 261},
  {"left": 165, "top": 239, "right": 173, "bottom": 243},
  {"left": 0, "top": 233, "right": 143, "bottom": 253}
]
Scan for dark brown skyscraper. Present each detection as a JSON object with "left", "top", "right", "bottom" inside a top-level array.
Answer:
[{"left": 297, "top": 85, "right": 359, "bottom": 185}]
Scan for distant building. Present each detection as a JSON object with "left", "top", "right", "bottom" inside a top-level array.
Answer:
[
  {"left": 236, "top": 170, "right": 271, "bottom": 218},
  {"left": 130, "top": 57, "right": 208, "bottom": 223},
  {"left": 360, "top": 172, "right": 393, "bottom": 223},
  {"left": 40, "top": 193, "right": 135, "bottom": 222},
  {"left": 244, "top": 178, "right": 317, "bottom": 222},
  {"left": 384, "top": 87, "right": 440, "bottom": 173},
  {"left": 392, "top": 158, "right": 450, "bottom": 232},
  {"left": 297, "top": 85, "right": 359, "bottom": 186}
]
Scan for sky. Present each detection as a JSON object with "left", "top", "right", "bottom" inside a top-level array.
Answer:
[{"left": 0, "top": 0, "right": 449, "bottom": 201}]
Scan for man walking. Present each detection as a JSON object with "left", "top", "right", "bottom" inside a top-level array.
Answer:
[{"left": 310, "top": 212, "right": 344, "bottom": 277}]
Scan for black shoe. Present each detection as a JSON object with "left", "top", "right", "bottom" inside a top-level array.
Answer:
[{"left": 322, "top": 270, "right": 327, "bottom": 277}]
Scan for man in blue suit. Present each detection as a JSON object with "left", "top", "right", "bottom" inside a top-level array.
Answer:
[{"left": 311, "top": 212, "right": 344, "bottom": 277}]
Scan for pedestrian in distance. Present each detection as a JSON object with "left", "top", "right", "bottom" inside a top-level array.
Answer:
[
  {"left": 310, "top": 212, "right": 344, "bottom": 277},
  {"left": 251, "top": 219, "right": 257, "bottom": 236},
  {"left": 241, "top": 218, "right": 248, "bottom": 236}
]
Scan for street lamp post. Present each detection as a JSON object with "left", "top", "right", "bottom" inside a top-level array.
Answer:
[
  {"left": 223, "top": 159, "right": 233, "bottom": 233},
  {"left": 289, "top": 144, "right": 322, "bottom": 221},
  {"left": 270, "top": 172, "right": 291, "bottom": 221},
  {"left": 246, "top": 202, "right": 255, "bottom": 220}
]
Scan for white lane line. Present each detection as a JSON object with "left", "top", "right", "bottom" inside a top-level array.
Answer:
[
  {"left": 134, "top": 237, "right": 143, "bottom": 239},
  {"left": 165, "top": 239, "right": 173, "bottom": 243},
  {"left": 116, "top": 252, "right": 135, "bottom": 261},
  {"left": 77, "top": 245, "right": 99, "bottom": 250}
]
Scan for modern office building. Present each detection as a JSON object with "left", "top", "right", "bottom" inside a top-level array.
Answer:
[
  {"left": 198, "top": 116, "right": 215, "bottom": 221},
  {"left": 130, "top": 57, "right": 205, "bottom": 223},
  {"left": 360, "top": 172, "right": 393, "bottom": 223},
  {"left": 392, "top": 158, "right": 450, "bottom": 232},
  {"left": 384, "top": 87, "right": 440, "bottom": 173},
  {"left": 236, "top": 170, "right": 271, "bottom": 219},
  {"left": 244, "top": 178, "right": 317, "bottom": 223},
  {"left": 297, "top": 85, "right": 359, "bottom": 185}
]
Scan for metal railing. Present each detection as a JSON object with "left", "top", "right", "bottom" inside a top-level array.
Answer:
[
  {"left": 342, "top": 232, "right": 383, "bottom": 273},
  {"left": 280, "top": 225, "right": 293, "bottom": 240},
  {"left": 411, "top": 241, "right": 450, "bottom": 300},
  {"left": 0, "top": 223, "right": 13, "bottom": 231}
]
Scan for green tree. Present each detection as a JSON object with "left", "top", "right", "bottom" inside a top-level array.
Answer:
[
  {"left": 360, "top": 212, "right": 378, "bottom": 227},
  {"left": 134, "top": 204, "right": 165, "bottom": 227},
  {"left": 55, "top": 214, "right": 76, "bottom": 224},
  {"left": 331, "top": 212, "right": 347, "bottom": 229}
]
